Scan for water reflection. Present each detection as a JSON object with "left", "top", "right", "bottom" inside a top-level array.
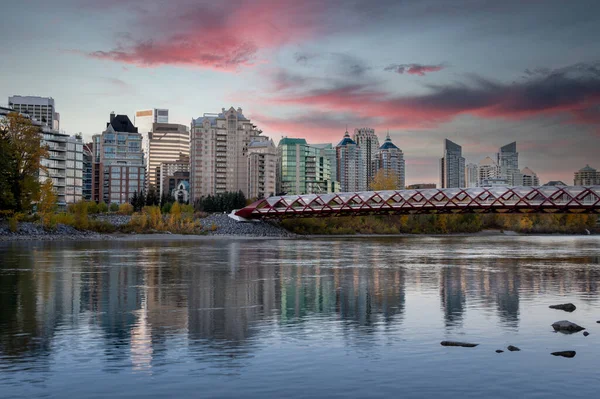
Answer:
[{"left": 1, "top": 237, "right": 599, "bottom": 376}]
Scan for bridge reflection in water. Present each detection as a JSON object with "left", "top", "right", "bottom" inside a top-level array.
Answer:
[{"left": 233, "top": 186, "right": 600, "bottom": 220}]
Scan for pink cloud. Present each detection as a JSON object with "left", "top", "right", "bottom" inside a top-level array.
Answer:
[{"left": 84, "top": 1, "right": 329, "bottom": 70}]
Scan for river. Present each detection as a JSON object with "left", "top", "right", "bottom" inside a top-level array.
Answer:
[{"left": 1, "top": 236, "right": 599, "bottom": 398}]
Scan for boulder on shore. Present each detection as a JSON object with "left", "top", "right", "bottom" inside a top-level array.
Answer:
[
  {"left": 551, "top": 320, "right": 585, "bottom": 333},
  {"left": 583, "top": 331, "right": 590, "bottom": 337},
  {"left": 549, "top": 303, "right": 576, "bottom": 312},
  {"left": 440, "top": 341, "right": 479, "bottom": 348},
  {"left": 551, "top": 351, "right": 576, "bottom": 358},
  {"left": 507, "top": 345, "right": 521, "bottom": 352}
]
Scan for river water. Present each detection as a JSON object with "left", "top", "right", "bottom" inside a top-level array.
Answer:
[{"left": 1, "top": 236, "right": 599, "bottom": 398}]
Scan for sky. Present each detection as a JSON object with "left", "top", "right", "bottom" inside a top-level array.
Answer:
[{"left": 1, "top": 0, "right": 599, "bottom": 185}]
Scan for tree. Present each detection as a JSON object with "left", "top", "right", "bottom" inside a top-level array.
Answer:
[
  {"left": 146, "top": 185, "right": 159, "bottom": 206},
  {"left": 0, "top": 112, "right": 48, "bottom": 212},
  {"left": 370, "top": 170, "right": 398, "bottom": 191},
  {"left": 37, "top": 179, "right": 57, "bottom": 228}
]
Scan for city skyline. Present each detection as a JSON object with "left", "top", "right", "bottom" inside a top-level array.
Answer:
[{"left": 1, "top": 0, "right": 599, "bottom": 185}]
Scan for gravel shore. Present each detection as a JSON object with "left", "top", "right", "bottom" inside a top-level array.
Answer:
[
  {"left": 201, "top": 214, "right": 295, "bottom": 237},
  {"left": 0, "top": 213, "right": 293, "bottom": 242},
  {"left": 0, "top": 222, "right": 115, "bottom": 241}
]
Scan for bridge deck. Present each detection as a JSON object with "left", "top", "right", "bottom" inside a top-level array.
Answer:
[{"left": 233, "top": 186, "right": 600, "bottom": 220}]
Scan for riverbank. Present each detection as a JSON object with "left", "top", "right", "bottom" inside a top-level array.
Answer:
[{"left": 0, "top": 214, "right": 295, "bottom": 242}]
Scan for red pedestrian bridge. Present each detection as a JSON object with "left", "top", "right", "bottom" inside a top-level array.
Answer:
[{"left": 231, "top": 186, "right": 600, "bottom": 221}]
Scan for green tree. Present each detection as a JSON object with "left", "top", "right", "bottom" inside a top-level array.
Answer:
[{"left": 0, "top": 112, "right": 48, "bottom": 212}]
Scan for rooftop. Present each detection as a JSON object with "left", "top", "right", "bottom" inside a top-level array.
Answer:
[{"left": 337, "top": 131, "right": 356, "bottom": 147}]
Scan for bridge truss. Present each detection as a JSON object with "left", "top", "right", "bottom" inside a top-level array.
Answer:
[{"left": 233, "top": 186, "right": 600, "bottom": 220}]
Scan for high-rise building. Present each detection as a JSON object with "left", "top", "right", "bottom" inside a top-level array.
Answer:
[
  {"left": 135, "top": 109, "right": 169, "bottom": 177},
  {"left": 8, "top": 95, "right": 60, "bottom": 130},
  {"left": 92, "top": 113, "right": 145, "bottom": 204},
  {"left": 374, "top": 133, "right": 405, "bottom": 189},
  {"left": 478, "top": 156, "right": 500, "bottom": 185},
  {"left": 39, "top": 128, "right": 83, "bottom": 207},
  {"left": 312, "top": 143, "right": 338, "bottom": 183},
  {"left": 465, "top": 163, "right": 479, "bottom": 188},
  {"left": 337, "top": 131, "right": 364, "bottom": 192},
  {"left": 521, "top": 167, "right": 540, "bottom": 186},
  {"left": 82, "top": 143, "right": 93, "bottom": 201},
  {"left": 147, "top": 122, "right": 189, "bottom": 190},
  {"left": 497, "top": 142, "right": 521, "bottom": 186},
  {"left": 277, "top": 138, "right": 337, "bottom": 195},
  {"left": 65, "top": 136, "right": 84, "bottom": 204},
  {"left": 574, "top": 165, "right": 600, "bottom": 185},
  {"left": 353, "top": 127, "right": 379, "bottom": 190},
  {"left": 440, "top": 139, "right": 465, "bottom": 188},
  {"left": 247, "top": 136, "right": 278, "bottom": 199},
  {"left": 190, "top": 107, "right": 261, "bottom": 200},
  {"left": 158, "top": 154, "right": 190, "bottom": 198}
]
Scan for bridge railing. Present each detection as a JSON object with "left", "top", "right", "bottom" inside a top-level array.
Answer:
[{"left": 233, "top": 186, "right": 600, "bottom": 220}]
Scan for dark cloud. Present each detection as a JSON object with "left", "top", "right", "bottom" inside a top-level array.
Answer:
[
  {"left": 385, "top": 63, "right": 445, "bottom": 76},
  {"left": 269, "top": 62, "right": 600, "bottom": 129}
]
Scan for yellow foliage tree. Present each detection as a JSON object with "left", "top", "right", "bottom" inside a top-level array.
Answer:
[
  {"left": 518, "top": 215, "right": 534, "bottom": 232},
  {"left": 37, "top": 179, "right": 57, "bottom": 228},
  {"left": 370, "top": 170, "right": 399, "bottom": 191}
]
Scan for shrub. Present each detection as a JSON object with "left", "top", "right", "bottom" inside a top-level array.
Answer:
[
  {"left": 54, "top": 212, "right": 75, "bottom": 226},
  {"left": 87, "top": 201, "right": 99, "bottom": 214},
  {"left": 118, "top": 203, "right": 134, "bottom": 215},
  {"left": 69, "top": 201, "right": 89, "bottom": 230},
  {"left": 161, "top": 202, "right": 172, "bottom": 214},
  {"left": 109, "top": 203, "right": 119, "bottom": 212},
  {"left": 8, "top": 212, "right": 23, "bottom": 233},
  {"left": 88, "top": 219, "right": 117, "bottom": 233},
  {"left": 98, "top": 202, "right": 108, "bottom": 213}
]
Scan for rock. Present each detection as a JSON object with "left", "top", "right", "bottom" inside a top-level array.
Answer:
[
  {"left": 597, "top": 321, "right": 600, "bottom": 324},
  {"left": 507, "top": 345, "right": 521, "bottom": 352},
  {"left": 440, "top": 341, "right": 479, "bottom": 348},
  {"left": 551, "top": 320, "right": 585, "bottom": 333},
  {"left": 495, "top": 350, "right": 504, "bottom": 353},
  {"left": 551, "top": 351, "right": 576, "bottom": 358},
  {"left": 583, "top": 331, "right": 590, "bottom": 337},
  {"left": 549, "top": 303, "right": 576, "bottom": 312}
]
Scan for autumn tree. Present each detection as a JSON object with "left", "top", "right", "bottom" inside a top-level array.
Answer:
[
  {"left": 37, "top": 179, "right": 57, "bottom": 228},
  {"left": 370, "top": 169, "right": 399, "bottom": 191},
  {"left": 0, "top": 112, "right": 48, "bottom": 212}
]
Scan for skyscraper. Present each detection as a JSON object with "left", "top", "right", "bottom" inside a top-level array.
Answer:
[
  {"left": 190, "top": 107, "right": 261, "bottom": 200},
  {"left": 465, "top": 163, "right": 479, "bottom": 188},
  {"left": 147, "top": 122, "right": 189, "bottom": 190},
  {"left": 247, "top": 136, "right": 278, "bottom": 199},
  {"left": 574, "top": 165, "right": 600, "bottom": 185},
  {"left": 478, "top": 156, "right": 499, "bottom": 184},
  {"left": 353, "top": 127, "right": 379, "bottom": 190},
  {"left": 440, "top": 139, "right": 465, "bottom": 188},
  {"left": 497, "top": 142, "right": 521, "bottom": 186},
  {"left": 374, "top": 133, "right": 405, "bottom": 189},
  {"left": 521, "top": 167, "right": 540, "bottom": 186},
  {"left": 92, "top": 113, "right": 145, "bottom": 204},
  {"left": 135, "top": 108, "right": 169, "bottom": 182},
  {"left": 8, "top": 95, "right": 59, "bottom": 129},
  {"left": 337, "top": 130, "right": 364, "bottom": 192},
  {"left": 277, "top": 138, "right": 337, "bottom": 195},
  {"left": 39, "top": 129, "right": 83, "bottom": 207},
  {"left": 82, "top": 143, "right": 93, "bottom": 201}
]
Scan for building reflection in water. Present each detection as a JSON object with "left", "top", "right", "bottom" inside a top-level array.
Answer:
[{"left": 0, "top": 237, "right": 599, "bottom": 368}]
